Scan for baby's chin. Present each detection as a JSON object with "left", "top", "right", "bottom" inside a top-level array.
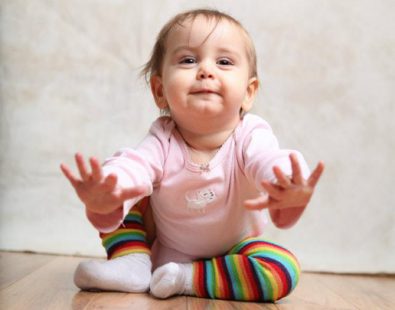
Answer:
[{"left": 186, "top": 98, "right": 224, "bottom": 113}]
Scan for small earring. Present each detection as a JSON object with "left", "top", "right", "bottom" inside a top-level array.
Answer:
[{"left": 160, "top": 107, "right": 170, "bottom": 116}]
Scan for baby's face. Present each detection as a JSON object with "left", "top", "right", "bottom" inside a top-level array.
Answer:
[{"left": 152, "top": 16, "right": 257, "bottom": 136}]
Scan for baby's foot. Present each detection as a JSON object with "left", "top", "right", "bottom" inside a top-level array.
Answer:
[
  {"left": 74, "top": 253, "right": 151, "bottom": 293},
  {"left": 150, "top": 262, "right": 193, "bottom": 298}
]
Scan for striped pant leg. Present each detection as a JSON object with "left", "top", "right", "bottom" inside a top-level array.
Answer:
[
  {"left": 193, "top": 237, "right": 300, "bottom": 302},
  {"left": 99, "top": 197, "right": 151, "bottom": 260}
]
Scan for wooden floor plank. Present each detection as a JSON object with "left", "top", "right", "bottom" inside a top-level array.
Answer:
[
  {"left": 315, "top": 273, "right": 395, "bottom": 310},
  {"left": 187, "top": 296, "right": 278, "bottom": 309},
  {"left": 0, "top": 256, "right": 83, "bottom": 310},
  {"left": 69, "top": 291, "right": 96, "bottom": 309},
  {"left": 0, "top": 251, "right": 55, "bottom": 290},
  {"left": 276, "top": 272, "right": 358, "bottom": 310},
  {"left": 72, "top": 291, "right": 187, "bottom": 310},
  {"left": 1, "top": 252, "right": 394, "bottom": 310}
]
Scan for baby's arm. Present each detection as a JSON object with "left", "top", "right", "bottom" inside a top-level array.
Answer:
[
  {"left": 245, "top": 153, "right": 324, "bottom": 228},
  {"left": 60, "top": 153, "right": 146, "bottom": 215}
]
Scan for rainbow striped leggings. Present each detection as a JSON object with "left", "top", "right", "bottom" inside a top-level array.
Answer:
[{"left": 100, "top": 198, "right": 300, "bottom": 302}]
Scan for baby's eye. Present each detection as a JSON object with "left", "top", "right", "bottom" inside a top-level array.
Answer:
[
  {"left": 217, "top": 58, "right": 234, "bottom": 66},
  {"left": 180, "top": 57, "right": 196, "bottom": 64}
]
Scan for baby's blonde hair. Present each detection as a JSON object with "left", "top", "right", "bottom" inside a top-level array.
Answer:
[{"left": 141, "top": 8, "right": 258, "bottom": 81}]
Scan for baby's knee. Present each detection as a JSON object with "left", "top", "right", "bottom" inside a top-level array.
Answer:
[{"left": 271, "top": 250, "right": 301, "bottom": 302}]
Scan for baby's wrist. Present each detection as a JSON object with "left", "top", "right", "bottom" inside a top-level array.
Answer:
[{"left": 85, "top": 202, "right": 122, "bottom": 216}]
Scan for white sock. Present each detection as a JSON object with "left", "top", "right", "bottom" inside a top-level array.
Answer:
[
  {"left": 149, "top": 262, "right": 193, "bottom": 299},
  {"left": 74, "top": 253, "right": 152, "bottom": 293}
]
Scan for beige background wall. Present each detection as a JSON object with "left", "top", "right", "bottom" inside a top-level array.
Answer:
[{"left": 0, "top": 0, "right": 394, "bottom": 273}]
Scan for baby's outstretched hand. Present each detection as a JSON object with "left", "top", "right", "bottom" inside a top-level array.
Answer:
[
  {"left": 244, "top": 153, "right": 324, "bottom": 210},
  {"left": 60, "top": 153, "right": 145, "bottom": 215}
]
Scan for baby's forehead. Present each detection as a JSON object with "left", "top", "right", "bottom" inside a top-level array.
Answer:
[
  {"left": 166, "top": 16, "right": 246, "bottom": 50},
  {"left": 172, "top": 16, "right": 241, "bottom": 36}
]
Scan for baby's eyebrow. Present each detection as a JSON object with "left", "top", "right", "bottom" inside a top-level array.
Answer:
[
  {"left": 170, "top": 45, "right": 195, "bottom": 55},
  {"left": 216, "top": 47, "right": 242, "bottom": 58},
  {"left": 170, "top": 45, "right": 242, "bottom": 58}
]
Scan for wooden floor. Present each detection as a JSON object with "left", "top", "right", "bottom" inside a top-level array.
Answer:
[{"left": 0, "top": 252, "right": 394, "bottom": 310}]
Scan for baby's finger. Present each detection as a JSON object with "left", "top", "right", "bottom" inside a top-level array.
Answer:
[
  {"left": 75, "top": 153, "right": 90, "bottom": 182},
  {"left": 90, "top": 157, "right": 102, "bottom": 182},
  {"left": 60, "top": 163, "right": 79, "bottom": 188},
  {"left": 103, "top": 173, "right": 117, "bottom": 190},
  {"left": 273, "top": 166, "right": 291, "bottom": 188},
  {"left": 308, "top": 161, "right": 325, "bottom": 188},
  {"left": 244, "top": 195, "right": 269, "bottom": 210},
  {"left": 261, "top": 180, "right": 282, "bottom": 200},
  {"left": 290, "top": 153, "right": 303, "bottom": 185}
]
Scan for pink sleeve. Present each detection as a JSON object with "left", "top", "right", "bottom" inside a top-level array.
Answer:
[
  {"left": 86, "top": 117, "right": 173, "bottom": 233},
  {"left": 238, "top": 115, "right": 310, "bottom": 191}
]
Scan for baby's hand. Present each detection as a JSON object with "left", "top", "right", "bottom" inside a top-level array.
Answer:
[
  {"left": 60, "top": 153, "right": 145, "bottom": 214},
  {"left": 244, "top": 153, "right": 324, "bottom": 210}
]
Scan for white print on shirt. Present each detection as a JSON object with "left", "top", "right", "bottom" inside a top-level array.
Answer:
[{"left": 185, "top": 188, "right": 216, "bottom": 213}]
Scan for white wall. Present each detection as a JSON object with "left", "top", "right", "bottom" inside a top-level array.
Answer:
[{"left": 0, "top": 0, "right": 394, "bottom": 273}]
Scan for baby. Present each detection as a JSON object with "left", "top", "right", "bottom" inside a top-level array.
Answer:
[{"left": 61, "top": 9, "right": 324, "bottom": 302}]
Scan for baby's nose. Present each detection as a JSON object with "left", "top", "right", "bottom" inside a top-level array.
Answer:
[{"left": 197, "top": 62, "right": 215, "bottom": 79}]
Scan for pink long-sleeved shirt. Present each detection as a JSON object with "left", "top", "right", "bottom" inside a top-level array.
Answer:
[{"left": 87, "top": 114, "right": 309, "bottom": 264}]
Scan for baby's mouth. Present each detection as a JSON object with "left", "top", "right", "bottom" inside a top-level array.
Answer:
[{"left": 190, "top": 89, "right": 219, "bottom": 95}]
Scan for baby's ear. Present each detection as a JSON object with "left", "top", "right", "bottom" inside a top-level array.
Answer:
[
  {"left": 242, "top": 77, "right": 259, "bottom": 112},
  {"left": 150, "top": 75, "right": 167, "bottom": 109}
]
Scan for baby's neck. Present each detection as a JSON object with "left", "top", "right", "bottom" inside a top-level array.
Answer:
[{"left": 178, "top": 127, "right": 235, "bottom": 165}]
